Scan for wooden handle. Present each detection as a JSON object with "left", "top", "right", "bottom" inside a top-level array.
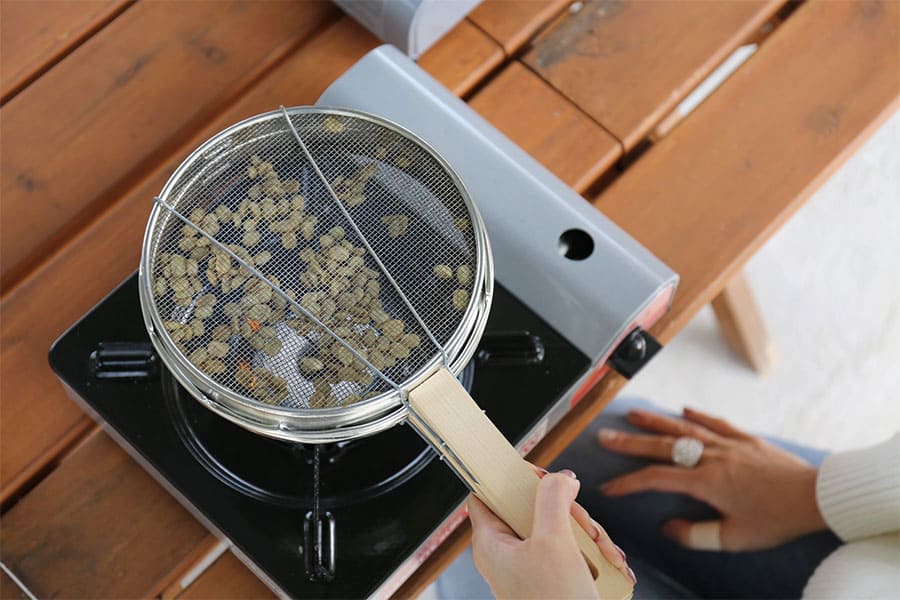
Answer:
[{"left": 408, "top": 368, "right": 633, "bottom": 600}]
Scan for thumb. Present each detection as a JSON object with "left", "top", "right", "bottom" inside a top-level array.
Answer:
[
  {"left": 468, "top": 494, "right": 518, "bottom": 541},
  {"left": 532, "top": 472, "right": 580, "bottom": 539},
  {"left": 662, "top": 518, "right": 722, "bottom": 551}
]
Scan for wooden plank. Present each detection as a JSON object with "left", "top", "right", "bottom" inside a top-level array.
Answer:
[
  {"left": 399, "top": 1, "right": 900, "bottom": 595},
  {"left": 418, "top": 19, "right": 504, "bottom": 96},
  {"left": 12, "top": 1, "right": 896, "bottom": 596},
  {"left": 0, "top": 431, "right": 212, "bottom": 598},
  {"left": 176, "top": 552, "right": 276, "bottom": 600},
  {"left": 469, "top": 61, "right": 620, "bottom": 192},
  {"left": 469, "top": 0, "right": 572, "bottom": 55},
  {"left": 595, "top": 0, "right": 899, "bottom": 344},
  {"left": 0, "top": 6, "right": 348, "bottom": 504},
  {"left": 523, "top": 0, "right": 784, "bottom": 150},
  {"left": 711, "top": 271, "right": 775, "bottom": 373},
  {"left": 0, "top": 0, "right": 130, "bottom": 103},
  {"left": 0, "top": 0, "right": 338, "bottom": 291}
]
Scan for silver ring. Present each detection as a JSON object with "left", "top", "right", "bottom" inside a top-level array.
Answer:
[{"left": 672, "top": 436, "right": 704, "bottom": 468}]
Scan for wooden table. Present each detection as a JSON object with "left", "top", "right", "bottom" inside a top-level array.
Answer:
[{"left": 1, "top": 1, "right": 897, "bottom": 597}]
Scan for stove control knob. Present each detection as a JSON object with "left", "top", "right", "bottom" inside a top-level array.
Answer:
[
  {"left": 608, "top": 328, "right": 661, "bottom": 380},
  {"left": 622, "top": 332, "right": 647, "bottom": 361}
]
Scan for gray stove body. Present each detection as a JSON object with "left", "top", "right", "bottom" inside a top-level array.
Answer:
[{"left": 317, "top": 45, "right": 678, "bottom": 368}]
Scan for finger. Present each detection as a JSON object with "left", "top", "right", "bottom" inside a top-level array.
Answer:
[
  {"left": 580, "top": 513, "right": 636, "bottom": 584},
  {"left": 683, "top": 407, "right": 752, "bottom": 440},
  {"left": 468, "top": 494, "right": 518, "bottom": 543},
  {"left": 530, "top": 463, "right": 549, "bottom": 478},
  {"left": 532, "top": 473, "right": 580, "bottom": 539},
  {"left": 662, "top": 519, "right": 722, "bottom": 551},
  {"left": 601, "top": 465, "right": 707, "bottom": 500},
  {"left": 569, "top": 499, "right": 595, "bottom": 540},
  {"left": 568, "top": 497, "right": 634, "bottom": 582},
  {"left": 534, "top": 464, "right": 592, "bottom": 525},
  {"left": 598, "top": 428, "right": 677, "bottom": 461},
  {"left": 627, "top": 409, "right": 720, "bottom": 443},
  {"left": 468, "top": 495, "right": 519, "bottom": 581}
]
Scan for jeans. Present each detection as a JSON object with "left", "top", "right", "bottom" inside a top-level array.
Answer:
[{"left": 435, "top": 397, "right": 841, "bottom": 599}]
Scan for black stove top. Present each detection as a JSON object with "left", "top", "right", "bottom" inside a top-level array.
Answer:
[{"left": 50, "top": 273, "right": 590, "bottom": 598}]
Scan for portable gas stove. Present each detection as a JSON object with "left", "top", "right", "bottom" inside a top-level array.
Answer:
[{"left": 50, "top": 47, "right": 677, "bottom": 598}]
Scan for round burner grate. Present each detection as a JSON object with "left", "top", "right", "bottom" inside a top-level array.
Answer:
[{"left": 163, "top": 362, "right": 474, "bottom": 508}]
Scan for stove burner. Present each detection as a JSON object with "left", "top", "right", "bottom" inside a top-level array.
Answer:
[{"left": 162, "top": 361, "right": 475, "bottom": 509}]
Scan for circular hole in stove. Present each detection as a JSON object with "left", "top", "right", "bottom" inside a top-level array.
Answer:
[{"left": 558, "top": 228, "right": 594, "bottom": 260}]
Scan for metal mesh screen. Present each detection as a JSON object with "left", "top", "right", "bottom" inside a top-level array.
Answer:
[{"left": 147, "top": 109, "right": 478, "bottom": 410}]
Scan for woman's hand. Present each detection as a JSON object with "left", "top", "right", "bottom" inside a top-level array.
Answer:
[
  {"left": 599, "top": 407, "right": 827, "bottom": 551},
  {"left": 468, "top": 470, "right": 635, "bottom": 599}
]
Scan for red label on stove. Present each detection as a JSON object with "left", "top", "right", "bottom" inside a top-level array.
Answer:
[
  {"left": 571, "top": 364, "right": 610, "bottom": 408},
  {"left": 519, "top": 418, "right": 548, "bottom": 455},
  {"left": 415, "top": 505, "right": 469, "bottom": 562}
]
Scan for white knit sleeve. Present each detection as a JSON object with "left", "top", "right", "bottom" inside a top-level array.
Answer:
[{"left": 815, "top": 433, "right": 900, "bottom": 542}]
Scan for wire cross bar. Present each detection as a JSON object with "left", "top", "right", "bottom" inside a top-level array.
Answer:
[
  {"left": 278, "top": 106, "right": 449, "bottom": 368},
  {"left": 152, "top": 195, "right": 403, "bottom": 399}
]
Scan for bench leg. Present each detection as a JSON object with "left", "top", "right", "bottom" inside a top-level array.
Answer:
[{"left": 711, "top": 271, "right": 776, "bottom": 373}]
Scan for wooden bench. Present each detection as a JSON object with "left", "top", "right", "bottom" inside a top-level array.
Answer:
[{"left": 1, "top": 0, "right": 896, "bottom": 597}]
